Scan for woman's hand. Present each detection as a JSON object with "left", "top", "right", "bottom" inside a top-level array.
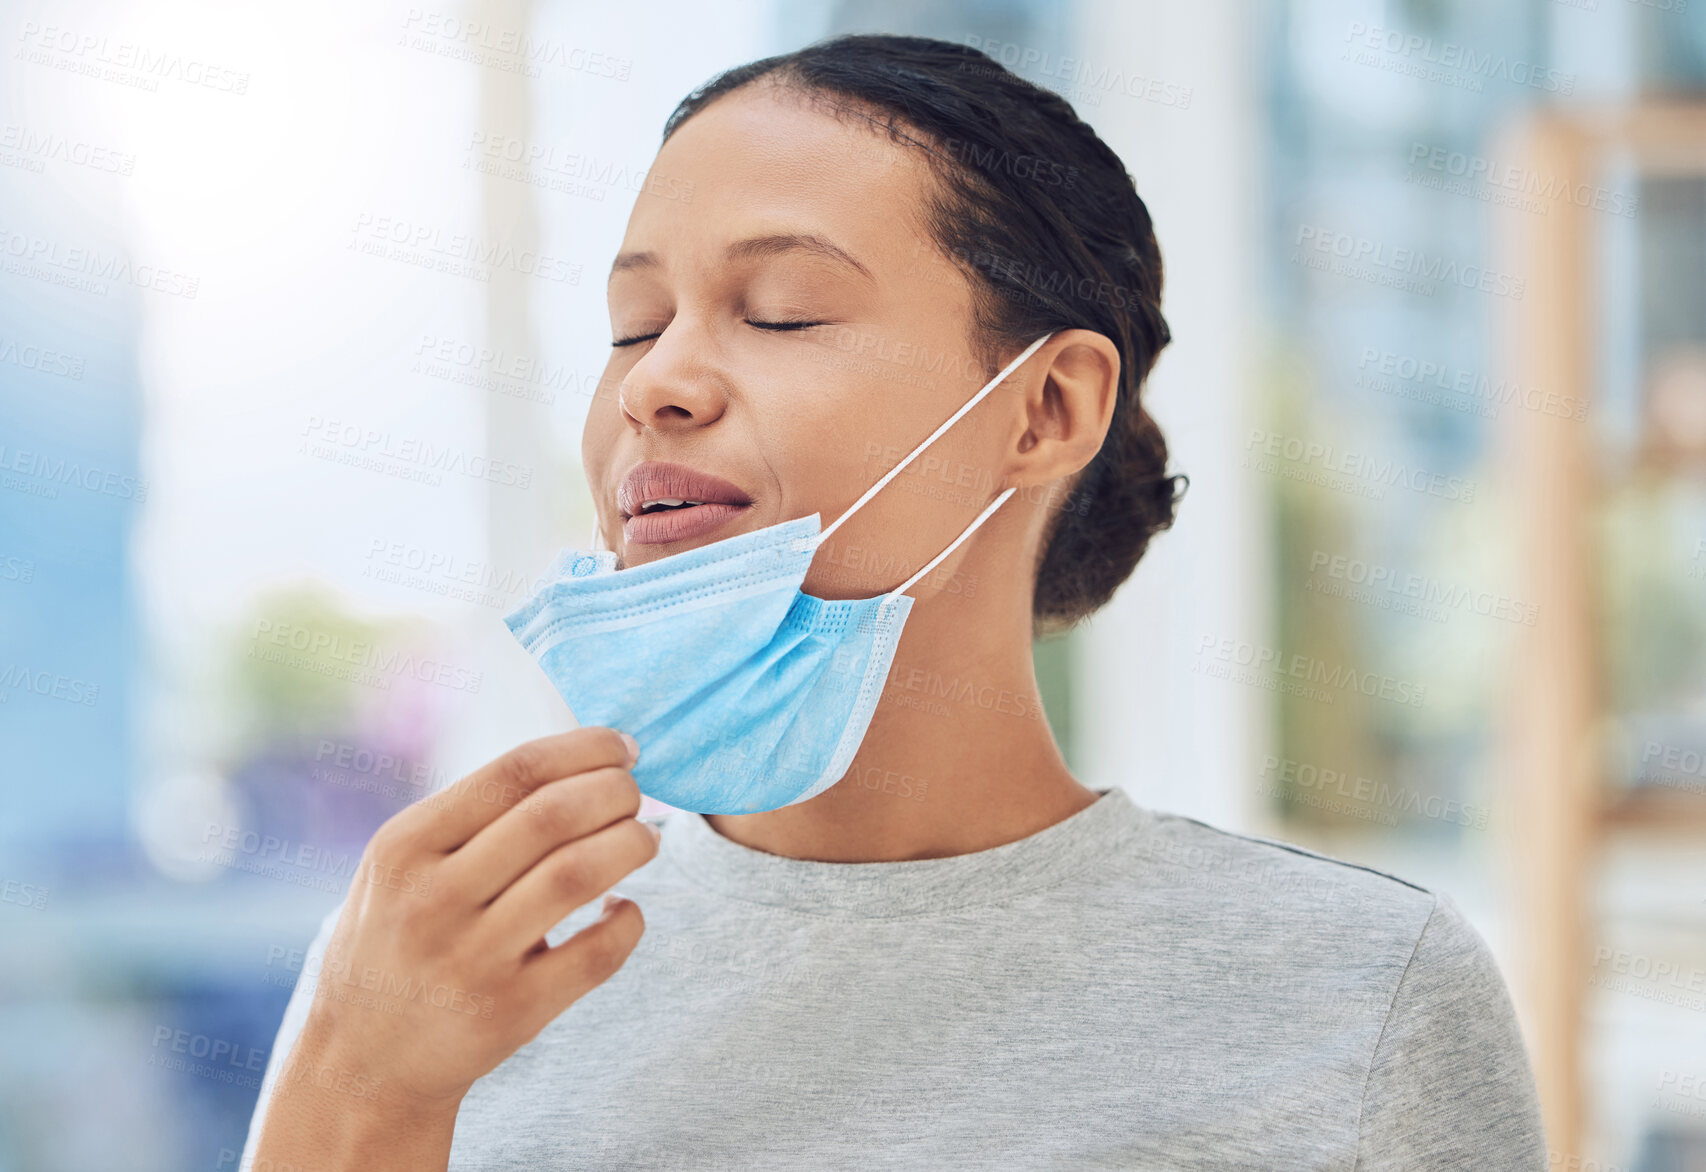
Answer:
[{"left": 253, "top": 727, "right": 657, "bottom": 1171}]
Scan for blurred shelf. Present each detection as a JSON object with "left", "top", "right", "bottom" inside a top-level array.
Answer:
[
  {"left": 1598, "top": 787, "right": 1706, "bottom": 833},
  {"left": 1500, "top": 99, "right": 1706, "bottom": 1161}
]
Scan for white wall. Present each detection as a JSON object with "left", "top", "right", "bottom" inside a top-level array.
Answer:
[{"left": 1067, "top": 0, "right": 1276, "bottom": 836}]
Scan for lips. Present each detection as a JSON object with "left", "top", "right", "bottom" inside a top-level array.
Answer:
[{"left": 617, "top": 460, "right": 754, "bottom": 547}]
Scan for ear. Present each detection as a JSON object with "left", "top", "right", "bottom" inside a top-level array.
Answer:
[{"left": 1005, "top": 329, "right": 1121, "bottom": 491}]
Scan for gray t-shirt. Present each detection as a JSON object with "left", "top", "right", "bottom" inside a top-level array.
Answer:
[{"left": 242, "top": 787, "right": 1547, "bottom": 1170}]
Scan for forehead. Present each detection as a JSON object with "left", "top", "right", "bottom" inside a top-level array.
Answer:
[{"left": 619, "top": 83, "right": 941, "bottom": 270}]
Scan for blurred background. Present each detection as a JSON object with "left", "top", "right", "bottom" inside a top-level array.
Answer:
[{"left": 1, "top": 0, "right": 1703, "bottom": 1167}]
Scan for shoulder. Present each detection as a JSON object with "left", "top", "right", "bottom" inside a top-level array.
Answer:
[
  {"left": 1127, "top": 809, "right": 1442, "bottom": 945},
  {"left": 1133, "top": 812, "right": 1512, "bottom": 991},
  {"left": 1122, "top": 812, "right": 1544, "bottom": 1166},
  {"left": 1110, "top": 809, "right": 1523, "bottom": 1026}
]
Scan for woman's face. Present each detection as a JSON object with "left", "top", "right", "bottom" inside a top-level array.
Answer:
[{"left": 586, "top": 83, "right": 1025, "bottom": 598}]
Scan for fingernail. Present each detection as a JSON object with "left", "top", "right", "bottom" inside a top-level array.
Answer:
[{"left": 619, "top": 732, "right": 639, "bottom": 764}]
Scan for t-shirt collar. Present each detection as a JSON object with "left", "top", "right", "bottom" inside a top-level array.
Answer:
[{"left": 657, "top": 786, "right": 1151, "bottom": 919}]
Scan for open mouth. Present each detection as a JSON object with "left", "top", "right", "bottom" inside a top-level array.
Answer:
[
  {"left": 617, "top": 461, "right": 755, "bottom": 546},
  {"left": 623, "top": 499, "right": 749, "bottom": 545},
  {"left": 637, "top": 497, "right": 710, "bottom": 514}
]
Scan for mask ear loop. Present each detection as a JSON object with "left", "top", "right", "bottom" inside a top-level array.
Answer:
[{"left": 798, "top": 331, "right": 1056, "bottom": 561}]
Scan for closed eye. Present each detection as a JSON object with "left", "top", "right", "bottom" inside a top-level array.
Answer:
[
  {"left": 611, "top": 320, "right": 825, "bottom": 347},
  {"left": 747, "top": 319, "right": 826, "bottom": 332}
]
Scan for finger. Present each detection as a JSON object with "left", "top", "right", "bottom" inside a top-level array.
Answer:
[
  {"left": 479, "top": 818, "right": 659, "bottom": 958},
  {"left": 442, "top": 766, "right": 641, "bottom": 905},
  {"left": 517, "top": 896, "right": 647, "bottom": 1021},
  {"left": 389, "top": 727, "right": 638, "bottom": 853}
]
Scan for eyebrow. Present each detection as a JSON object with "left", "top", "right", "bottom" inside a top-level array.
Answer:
[{"left": 609, "top": 232, "right": 875, "bottom": 283}]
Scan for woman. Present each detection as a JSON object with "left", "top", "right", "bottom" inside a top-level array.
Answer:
[{"left": 245, "top": 34, "right": 1547, "bottom": 1170}]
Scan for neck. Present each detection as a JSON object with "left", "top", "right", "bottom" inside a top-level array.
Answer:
[{"left": 704, "top": 573, "right": 1098, "bottom": 862}]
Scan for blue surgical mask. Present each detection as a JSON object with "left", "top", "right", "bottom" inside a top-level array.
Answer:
[{"left": 503, "top": 332, "right": 1055, "bottom": 814}]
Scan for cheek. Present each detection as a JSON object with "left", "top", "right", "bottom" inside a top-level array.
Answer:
[
  {"left": 788, "top": 389, "right": 951, "bottom": 597},
  {"left": 813, "top": 363, "right": 902, "bottom": 458}
]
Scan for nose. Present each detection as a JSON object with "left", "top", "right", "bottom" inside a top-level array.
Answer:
[{"left": 618, "top": 334, "right": 729, "bottom": 433}]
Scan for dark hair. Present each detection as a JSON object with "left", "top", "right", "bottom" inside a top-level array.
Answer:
[{"left": 662, "top": 33, "right": 1186, "bottom": 636}]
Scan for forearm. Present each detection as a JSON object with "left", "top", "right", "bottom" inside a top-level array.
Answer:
[{"left": 253, "top": 1031, "right": 464, "bottom": 1172}]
